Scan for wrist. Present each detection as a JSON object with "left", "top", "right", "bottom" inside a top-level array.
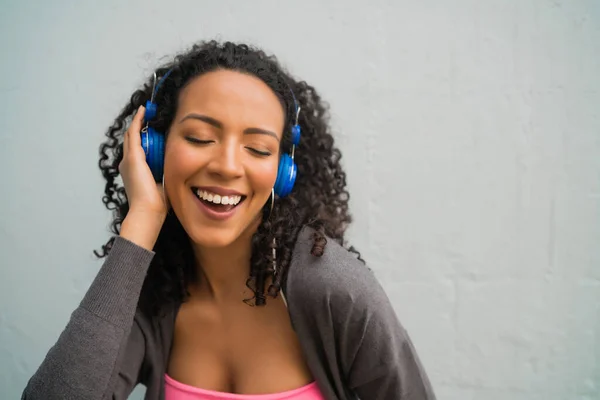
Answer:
[{"left": 120, "top": 209, "right": 166, "bottom": 251}]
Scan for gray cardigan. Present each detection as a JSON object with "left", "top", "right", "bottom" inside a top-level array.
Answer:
[{"left": 22, "top": 227, "right": 436, "bottom": 400}]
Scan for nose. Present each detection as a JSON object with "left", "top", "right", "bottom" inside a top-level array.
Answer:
[{"left": 206, "top": 138, "right": 244, "bottom": 180}]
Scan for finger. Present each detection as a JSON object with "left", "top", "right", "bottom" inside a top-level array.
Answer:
[{"left": 128, "top": 105, "right": 146, "bottom": 149}]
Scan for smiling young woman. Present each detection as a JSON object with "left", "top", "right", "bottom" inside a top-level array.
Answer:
[
  {"left": 22, "top": 41, "right": 436, "bottom": 400},
  {"left": 165, "top": 70, "right": 283, "bottom": 250}
]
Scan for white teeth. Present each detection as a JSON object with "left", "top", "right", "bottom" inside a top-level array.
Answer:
[{"left": 195, "top": 189, "right": 242, "bottom": 206}]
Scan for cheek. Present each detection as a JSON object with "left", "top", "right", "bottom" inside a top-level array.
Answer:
[
  {"left": 164, "top": 140, "right": 204, "bottom": 176},
  {"left": 248, "top": 158, "right": 279, "bottom": 192}
]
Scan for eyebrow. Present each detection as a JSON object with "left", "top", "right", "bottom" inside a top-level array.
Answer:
[{"left": 179, "top": 113, "right": 280, "bottom": 141}]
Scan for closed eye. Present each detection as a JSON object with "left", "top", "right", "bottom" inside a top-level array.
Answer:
[
  {"left": 246, "top": 147, "right": 272, "bottom": 157},
  {"left": 185, "top": 137, "right": 214, "bottom": 145}
]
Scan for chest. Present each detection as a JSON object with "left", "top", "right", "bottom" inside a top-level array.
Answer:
[{"left": 166, "top": 295, "right": 313, "bottom": 394}]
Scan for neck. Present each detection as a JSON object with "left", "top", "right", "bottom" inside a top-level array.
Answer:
[{"left": 190, "top": 227, "right": 256, "bottom": 302}]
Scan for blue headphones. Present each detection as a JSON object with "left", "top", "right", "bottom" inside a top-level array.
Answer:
[{"left": 141, "top": 70, "right": 301, "bottom": 198}]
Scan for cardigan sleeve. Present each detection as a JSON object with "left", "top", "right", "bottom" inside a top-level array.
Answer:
[
  {"left": 21, "top": 237, "right": 154, "bottom": 400},
  {"left": 286, "top": 226, "right": 437, "bottom": 399},
  {"left": 333, "top": 269, "right": 437, "bottom": 400}
]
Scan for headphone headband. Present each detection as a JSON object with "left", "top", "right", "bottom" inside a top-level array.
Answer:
[{"left": 153, "top": 69, "right": 173, "bottom": 100}]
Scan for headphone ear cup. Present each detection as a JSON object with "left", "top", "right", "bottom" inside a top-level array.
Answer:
[
  {"left": 144, "top": 100, "right": 158, "bottom": 122},
  {"left": 141, "top": 127, "right": 165, "bottom": 182},
  {"left": 274, "top": 154, "right": 297, "bottom": 197}
]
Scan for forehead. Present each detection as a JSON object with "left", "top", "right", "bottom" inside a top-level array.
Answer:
[{"left": 177, "top": 69, "right": 285, "bottom": 131}]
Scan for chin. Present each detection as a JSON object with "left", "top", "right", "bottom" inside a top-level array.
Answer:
[
  {"left": 187, "top": 228, "right": 243, "bottom": 249},
  {"left": 181, "top": 213, "right": 262, "bottom": 250}
]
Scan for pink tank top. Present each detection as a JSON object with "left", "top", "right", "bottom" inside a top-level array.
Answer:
[{"left": 164, "top": 374, "right": 325, "bottom": 400}]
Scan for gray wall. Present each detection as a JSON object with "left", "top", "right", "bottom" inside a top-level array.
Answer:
[{"left": 1, "top": 1, "right": 598, "bottom": 399}]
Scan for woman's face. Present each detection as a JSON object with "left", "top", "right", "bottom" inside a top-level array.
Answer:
[{"left": 163, "top": 69, "right": 285, "bottom": 248}]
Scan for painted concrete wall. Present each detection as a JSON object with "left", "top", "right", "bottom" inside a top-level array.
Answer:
[{"left": 1, "top": 1, "right": 598, "bottom": 398}]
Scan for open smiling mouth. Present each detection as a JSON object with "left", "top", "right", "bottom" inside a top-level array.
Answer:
[{"left": 191, "top": 188, "right": 247, "bottom": 213}]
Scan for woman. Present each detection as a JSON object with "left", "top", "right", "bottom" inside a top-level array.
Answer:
[{"left": 22, "top": 41, "right": 436, "bottom": 400}]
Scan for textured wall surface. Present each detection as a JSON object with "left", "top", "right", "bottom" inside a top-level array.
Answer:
[{"left": 1, "top": 1, "right": 599, "bottom": 399}]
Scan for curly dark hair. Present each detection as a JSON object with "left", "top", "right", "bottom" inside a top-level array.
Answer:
[{"left": 95, "top": 40, "right": 359, "bottom": 315}]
